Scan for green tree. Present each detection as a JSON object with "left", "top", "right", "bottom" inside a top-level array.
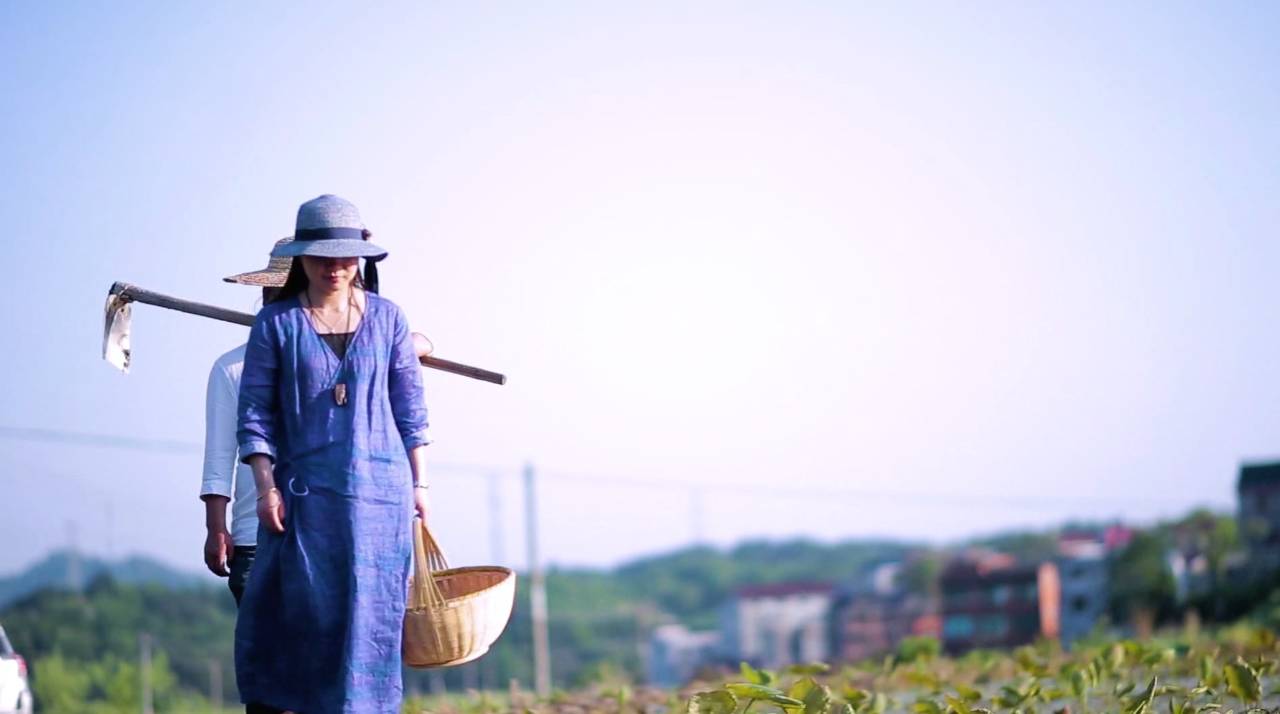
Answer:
[
  {"left": 31, "top": 651, "right": 181, "bottom": 714},
  {"left": 97, "top": 656, "right": 142, "bottom": 712},
  {"left": 1206, "top": 516, "right": 1239, "bottom": 583},
  {"left": 897, "top": 553, "right": 942, "bottom": 597},
  {"left": 30, "top": 653, "right": 91, "bottom": 714},
  {"left": 895, "top": 636, "right": 940, "bottom": 663},
  {"left": 1108, "top": 531, "right": 1176, "bottom": 632}
]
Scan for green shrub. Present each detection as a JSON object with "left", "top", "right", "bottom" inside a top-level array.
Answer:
[{"left": 895, "top": 635, "right": 940, "bottom": 663}]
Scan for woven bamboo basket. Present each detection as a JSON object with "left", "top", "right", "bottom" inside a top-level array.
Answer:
[{"left": 404, "top": 521, "right": 516, "bottom": 668}]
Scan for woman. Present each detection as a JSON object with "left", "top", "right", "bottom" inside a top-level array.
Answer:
[{"left": 236, "top": 195, "right": 430, "bottom": 714}]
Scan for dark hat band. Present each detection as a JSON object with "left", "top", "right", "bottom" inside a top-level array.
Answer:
[{"left": 295, "top": 226, "right": 365, "bottom": 242}]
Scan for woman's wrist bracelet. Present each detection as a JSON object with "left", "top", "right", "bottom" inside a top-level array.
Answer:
[
  {"left": 257, "top": 487, "right": 280, "bottom": 501},
  {"left": 413, "top": 483, "right": 429, "bottom": 490}
]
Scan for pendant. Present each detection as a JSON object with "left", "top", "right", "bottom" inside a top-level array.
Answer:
[{"left": 334, "top": 383, "right": 348, "bottom": 406}]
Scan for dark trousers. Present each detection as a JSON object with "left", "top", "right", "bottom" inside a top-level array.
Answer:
[
  {"left": 230, "top": 547, "right": 286, "bottom": 714},
  {"left": 229, "top": 545, "right": 257, "bottom": 606}
]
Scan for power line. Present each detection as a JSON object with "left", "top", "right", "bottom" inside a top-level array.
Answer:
[
  {"left": 0, "top": 423, "right": 1205, "bottom": 511},
  {"left": 0, "top": 425, "right": 198, "bottom": 454},
  {"left": 532, "top": 465, "right": 1194, "bottom": 511},
  {"left": 0, "top": 424, "right": 501, "bottom": 475}
]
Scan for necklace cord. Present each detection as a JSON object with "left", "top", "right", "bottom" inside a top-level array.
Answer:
[{"left": 303, "top": 288, "right": 362, "bottom": 356}]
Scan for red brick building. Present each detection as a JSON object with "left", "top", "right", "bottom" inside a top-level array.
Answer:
[
  {"left": 939, "top": 557, "right": 1060, "bottom": 654},
  {"left": 834, "top": 590, "right": 940, "bottom": 662}
]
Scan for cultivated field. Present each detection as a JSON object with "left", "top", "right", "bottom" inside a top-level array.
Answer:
[{"left": 407, "top": 626, "right": 1280, "bottom": 714}]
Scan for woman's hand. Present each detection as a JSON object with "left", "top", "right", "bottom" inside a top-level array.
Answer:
[
  {"left": 258, "top": 488, "right": 286, "bottom": 533},
  {"left": 413, "top": 486, "right": 430, "bottom": 523}
]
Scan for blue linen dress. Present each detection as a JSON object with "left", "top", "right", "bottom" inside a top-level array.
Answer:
[{"left": 235, "top": 292, "right": 429, "bottom": 714}]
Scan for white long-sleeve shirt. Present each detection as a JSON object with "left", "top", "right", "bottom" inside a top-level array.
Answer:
[{"left": 200, "top": 344, "right": 258, "bottom": 546}]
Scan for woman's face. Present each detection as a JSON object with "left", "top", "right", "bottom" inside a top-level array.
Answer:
[{"left": 301, "top": 255, "right": 360, "bottom": 292}]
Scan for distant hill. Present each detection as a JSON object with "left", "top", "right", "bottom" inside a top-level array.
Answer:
[
  {"left": 606, "top": 539, "right": 920, "bottom": 628},
  {"left": 0, "top": 550, "right": 205, "bottom": 608},
  {"left": 0, "top": 526, "right": 1074, "bottom": 614},
  {"left": 0, "top": 537, "right": 917, "bottom": 697}
]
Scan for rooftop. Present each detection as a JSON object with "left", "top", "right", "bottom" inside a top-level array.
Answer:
[
  {"left": 940, "top": 559, "right": 1042, "bottom": 586},
  {"left": 735, "top": 582, "right": 835, "bottom": 599},
  {"left": 1239, "top": 461, "right": 1280, "bottom": 490}
]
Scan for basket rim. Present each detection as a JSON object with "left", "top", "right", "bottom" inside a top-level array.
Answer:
[
  {"left": 433, "top": 565, "right": 515, "bottom": 578},
  {"left": 407, "top": 567, "right": 516, "bottom": 612}
]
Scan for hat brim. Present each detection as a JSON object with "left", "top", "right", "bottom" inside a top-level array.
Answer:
[
  {"left": 273, "top": 239, "right": 387, "bottom": 261},
  {"left": 222, "top": 269, "right": 289, "bottom": 287}
]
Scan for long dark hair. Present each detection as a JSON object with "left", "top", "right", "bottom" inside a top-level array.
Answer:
[
  {"left": 270, "top": 228, "right": 381, "bottom": 304},
  {"left": 271, "top": 258, "right": 368, "bottom": 303}
]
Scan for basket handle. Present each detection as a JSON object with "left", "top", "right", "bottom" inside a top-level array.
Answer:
[{"left": 410, "top": 519, "right": 450, "bottom": 610}]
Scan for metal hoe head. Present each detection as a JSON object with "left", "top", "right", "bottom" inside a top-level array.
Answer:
[{"left": 103, "top": 290, "right": 133, "bottom": 373}]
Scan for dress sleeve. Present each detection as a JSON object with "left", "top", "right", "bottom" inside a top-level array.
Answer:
[
  {"left": 237, "top": 312, "right": 280, "bottom": 463},
  {"left": 388, "top": 303, "right": 430, "bottom": 451}
]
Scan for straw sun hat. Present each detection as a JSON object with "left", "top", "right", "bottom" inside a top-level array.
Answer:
[{"left": 223, "top": 237, "right": 294, "bottom": 287}]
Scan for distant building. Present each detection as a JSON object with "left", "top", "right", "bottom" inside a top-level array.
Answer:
[
  {"left": 1103, "top": 524, "right": 1135, "bottom": 551},
  {"left": 647, "top": 624, "right": 721, "bottom": 687},
  {"left": 1239, "top": 461, "right": 1280, "bottom": 573},
  {"left": 833, "top": 589, "right": 940, "bottom": 662},
  {"left": 720, "top": 582, "right": 833, "bottom": 669},
  {"left": 1055, "top": 534, "right": 1109, "bottom": 647},
  {"left": 829, "top": 561, "right": 939, "bottom": 662},
  {"left": 1167, "top": 549, "right": 1210, "bottom": 603},
  {"left": 939, "top": 557, "right": 1060, "bottom": 654},
  {"left": 1167, "top": 511, "right": 1232, "bottom": 603}
]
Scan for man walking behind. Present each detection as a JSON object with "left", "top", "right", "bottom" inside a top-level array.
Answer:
[{"left": 200, "top": 239, "right": 293, "bottom": 603}]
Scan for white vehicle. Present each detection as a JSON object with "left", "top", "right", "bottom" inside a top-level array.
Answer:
[{"left": 0, "top": 625, "right": 32, "bottom": 714}]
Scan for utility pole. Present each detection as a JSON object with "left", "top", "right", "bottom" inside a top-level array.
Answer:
[
  {"left": 484, "top": 471, "right": 505, "bottom": 692},
  {"left": 139, "top": 633, "right": 154, "bottom": 714},
  {"left": 690, "top": 486, "right": 707, "bottom": 544},
  {"left": 67, "top": 521, "right": 82, "bottom": 592},
  {"left": 209, "top": 659, "right": 222, "bottom": 710},
  {"left": 489, "top": 472, "right": 506, "bottom": 566},
  {"left": 464, "top": 662, "right": 480, "bottom": 691},
  {"left": 633, "top": 603, "right": 651, "bottom": 678},
  {"left": 106, "top": 500, "right": 116, "bottom": 559},
  {"left": 525, "top": 463, "right": 551, "bottom": 696}
]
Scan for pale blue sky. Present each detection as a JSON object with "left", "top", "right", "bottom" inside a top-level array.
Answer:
[{"left": 1, "top": 2, "right": 1277, "bottom": 577}]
